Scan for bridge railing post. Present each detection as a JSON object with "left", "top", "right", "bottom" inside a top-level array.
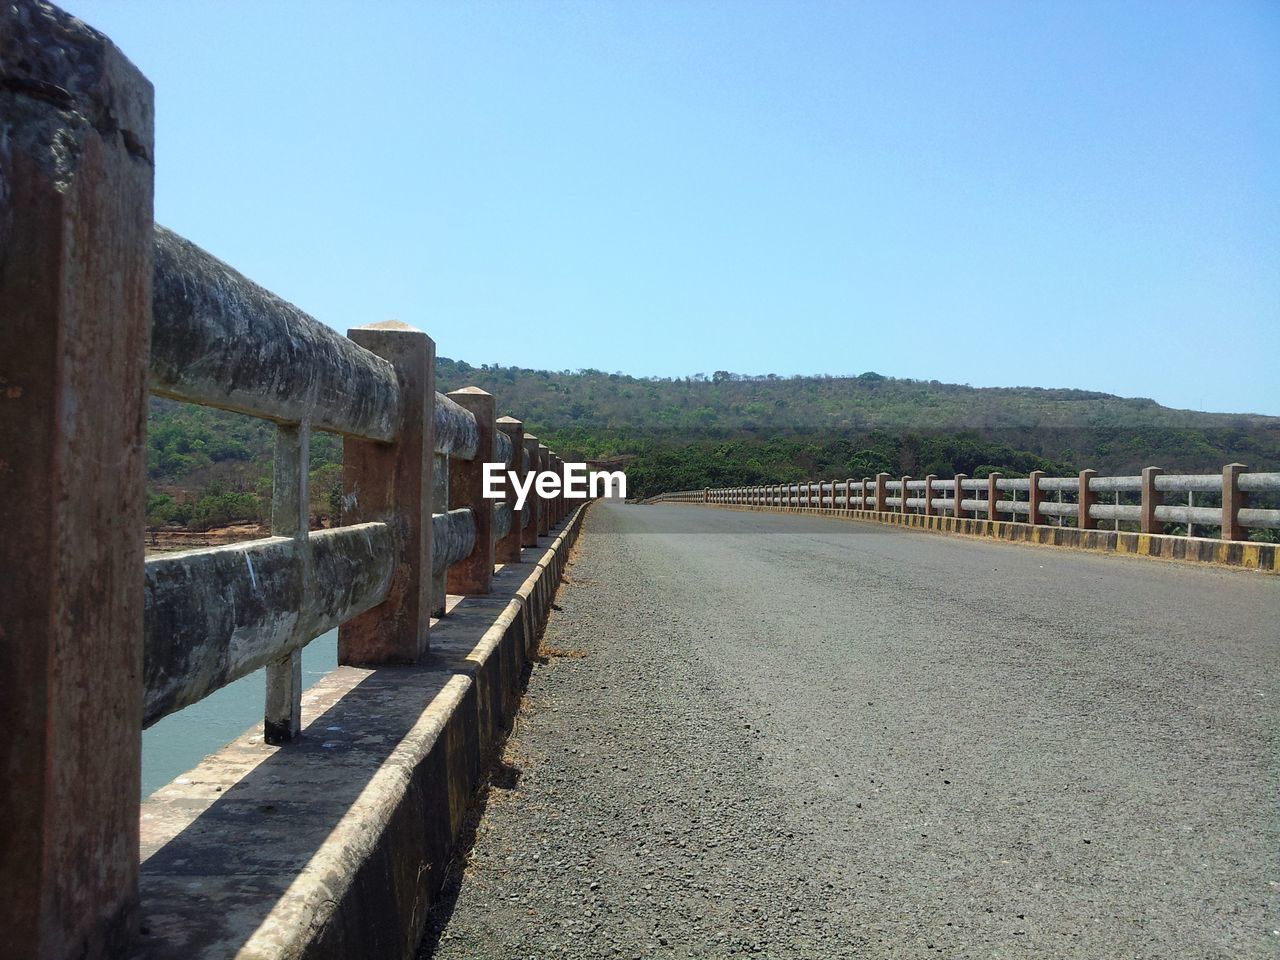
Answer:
[
  {"left": 1140, "top": 466, "right": 1163, "bottom": 534},
  {"left": 900, "top": 476, "right": 912, "bottom": 514},
  {"left": 538, "top": 445, "right": 552, "bottom": 534},
  {"left": 341, "top": 324, "right": 435, "bottom": 663},
  {"left": 1222, "top": 463, "right": 1247, "bottom": 541},
  {"left": 924, "top": 475, "right": 937, "bottom": 518},
  {"left": 953, "top": 474, "right": 967, "bottom": 519},
  {"left": 1028, "top": 470, "right": 1046, "bottom": 526},
  {"left": 875, "top": 473, "right": 889, "bottom": 513},
  {"left": 521, "top": 436, "right": 541, "bottom": 545},
  {"left": 1078, "top": 469, "right": 1098, "bottom": 529},
  {"left": 0, "top": 6, "right": 155, "bottom": 951},
  {"left": 987, "top": 472, "right": 1002, "bottom": 522},
  {"left": 496, "top": 418, "right": 525, "bottom": 563}
]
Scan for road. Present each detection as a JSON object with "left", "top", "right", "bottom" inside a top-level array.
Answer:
[{"left": 423, "top": 501, "right": 1279, "bottom": 959}]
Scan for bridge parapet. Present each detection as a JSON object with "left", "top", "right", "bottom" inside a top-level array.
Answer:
[
  {"left": 649, "top": 467, "right": 1280, "bottom": 571},
  {"left": 0, "top": 3, "right": 577, "bottom": 955}
]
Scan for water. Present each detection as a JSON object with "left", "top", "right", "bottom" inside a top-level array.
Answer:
[{"left": 141, "top": 628, "right": 338, "bottom": 796}]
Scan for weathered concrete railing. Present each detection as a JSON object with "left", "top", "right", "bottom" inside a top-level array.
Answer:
[
  {"left": 144, "top": 232, "right": 568, "bottom": 741},
  {"left": 0, "top": 4, "right": 574, "bottom": 956},
  {"left": 653, "top": 467, "right": 1280, "bottom": 538}
]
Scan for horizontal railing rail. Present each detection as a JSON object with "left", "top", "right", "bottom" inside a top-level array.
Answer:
[{"left": 650, "top": 465, "right": 1280, "bottom": 540}]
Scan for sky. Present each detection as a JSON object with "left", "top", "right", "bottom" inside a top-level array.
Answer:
[{"left": 71, "top": 0, "right": 1279, "bottom": 415}]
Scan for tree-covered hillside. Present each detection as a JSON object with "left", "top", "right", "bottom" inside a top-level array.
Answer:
[{"left": 146, "top": 362, "right": 1280, "bottom": 528}]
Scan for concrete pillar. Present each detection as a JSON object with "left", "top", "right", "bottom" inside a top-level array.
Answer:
[
  {"left": 875, "top": 474, "right": 889, "bottom": 513},
  {"left": 924, "top": 475, "right": 937, "bottom": 517},
  {"left": 538, "top": 445, "right": 551, "bottom": 535},
  {"left": 987, "top": 472, "right": 1002, "bottom": 521},
  {"left": 1078, "top": 469, "right": 1098, "bottom": 530},
  {"left": 557, "top": 456, "right": 566, "bottom": 523},
  {"left": 0, "top": 7, "right": 154, "bottom": 953},
  {"left": 1140, "top": 466, "right": 1163, "bottom": 534},
  {"left": 900, "top": 476, "right": 912, "bottom": 514},
  {"left": 1028, "top": 470, "right": 1046, "bottom": 526},
  {"left": 547, "top": 453, "right": 558, "bottom": 524},
  {"left": 495, "top": 417, "right": 524, "bottom": 563},
  {"left": 953, "top": 474, "right": 968, "bottom": 519},
  {"left": 1222, "top": 463, "right": 1247, "bottom": 541},
  {"left": 342, "top": 323, "right": 434, "bottom": 664},
  {"left": 448, "top": 388, "right": 496, "bottom": 594},
  {"left": 521, "top": 436, "right": 541, "bottom": 546}
]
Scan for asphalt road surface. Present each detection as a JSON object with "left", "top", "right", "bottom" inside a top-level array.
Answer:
[{"left": 423, "top": 501, "right": 1279, "bottom": 959}]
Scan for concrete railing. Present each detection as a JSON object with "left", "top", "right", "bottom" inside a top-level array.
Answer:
[
  {"left": 0, "top": 4, "right": 573, "bottom": 956},
  {"left": 652, "top": 466, "right": 1280, "bottom": 540}
]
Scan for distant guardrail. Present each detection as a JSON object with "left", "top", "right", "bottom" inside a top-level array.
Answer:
[{"left": 650, "top": 466, "right": 1280, "bottom": 540}]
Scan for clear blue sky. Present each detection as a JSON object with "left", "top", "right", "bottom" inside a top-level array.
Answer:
[{"left": 72, "top": 1, "right": 1278, "bottom": 415}]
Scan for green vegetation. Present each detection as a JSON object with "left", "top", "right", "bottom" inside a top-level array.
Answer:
[
  {"left": 146, "top": 364, "right": 1279, "bottom": 519},
  {"left": 147, "top": 398, "right": 343, "bottom": 531}
]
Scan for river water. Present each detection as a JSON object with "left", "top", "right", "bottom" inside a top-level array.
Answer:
[{"left": 141, "top": 628, "right": 338, "bottom": 796}]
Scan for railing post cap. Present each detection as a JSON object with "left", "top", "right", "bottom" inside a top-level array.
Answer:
[
  {"left": 496, "top": 415, "right": 522, "bottom": 426},
  {"left": 448, "top": 385, "right": 492, "bottom": 398},
  {"left": 352, "top": 319, "right": 419, "bottom": 332}
]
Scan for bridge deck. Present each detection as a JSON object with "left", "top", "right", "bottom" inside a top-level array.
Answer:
[{"left": 423, "top": 501, "right": 1278, "bottom": 959}]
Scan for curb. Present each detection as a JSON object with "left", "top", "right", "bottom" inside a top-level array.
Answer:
[{"left": 133, "top": 502, "right": 591, "bottom": 959}]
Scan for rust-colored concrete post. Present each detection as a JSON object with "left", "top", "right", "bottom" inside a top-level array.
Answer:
[
  {"left": 900, "top": 476, "right": 912, "bottom": 514},
  {"left": 1219, "top": 464, "right": 1247, "bottom": 540},
  {"left": 555, "top": 454, "right": 563, "bottom": 520},
  {"left": 1140, "top": 466, "right": 1163, "bottom": 534},
  {"left": 521, "top": 436, "right": 541, "bottom": 545},
  {"left": 1222, "top": 463, "right": 1247, "bottom": 541},
  {"left": 496, "top": 417, "right": 524, "bottom": 563},
  {"left": 558, "top": 455, "right": 567, "bottom": 522},
  {"left": 342, "top": 323, "right": 435, "bottom": 664},
  {"left": 0, "top": 7, "right": 154, "bottom": 953},
  {"left": 559, "top": 455, "right": 568, "bottom": 522},
  {"left": 1078, "top": 469, "right": 1098, "bottom": 530},
  {"left": 875, "top": 474, "right": 889, "bottom": 512},
  {"left": 447, "top": 389, "right": 496, "bottom": 594},
  {"left": 953, "top": 474, "right": 967, "bottom": 519},
  {"left": 1028, "top": 470, "right": 1046, "bottom": 525},
  {"left": 924, "top": 475, "right": 937, "bottom": 517},
  {"left": 538, "top": 445, "right": 552, "bottom": 534},
  {"left": 987, "top": 472, "right": 1002, "bottom": 521},
  {"left": 546, "top": 452, "right": 556, "bottom": 523}
]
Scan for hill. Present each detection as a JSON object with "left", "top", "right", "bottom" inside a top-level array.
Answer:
[{"left": 145, "top": 363, "right": 1280, "bottom": 530}]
